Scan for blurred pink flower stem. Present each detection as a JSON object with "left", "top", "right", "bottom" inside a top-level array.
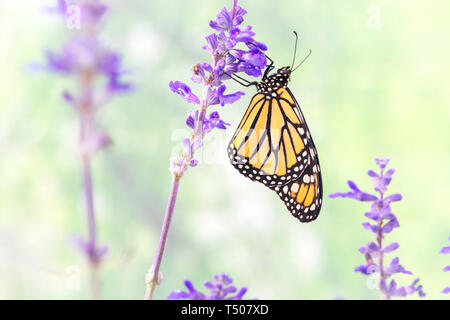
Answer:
[
  {"left": 144, "top": 177, "right": 180, "bottom": 300},
  {"left": 80, "top": 116, "right": 101, "bottom": 300},
  {"left": 38, "top": 0, "right": 132, "bottom": 299}
]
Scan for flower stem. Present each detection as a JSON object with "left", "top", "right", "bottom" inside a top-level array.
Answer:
[
  {"left": 377, "top": 168, "right": 388, "bottom": 300},
  {"left": 79, "top": 70, "right": 101, "bottom": 299},
  {"left": 81, "top": 153, "right": 101, "bottom": 300},
  {"left": 144, "top": 176, "right": 181, "bottom": 300}
]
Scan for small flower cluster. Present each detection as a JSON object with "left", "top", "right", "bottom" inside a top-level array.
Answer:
[
  {"left": 330, "top": 158, "right": 425, "bottom": 299},
  {"left": 441, "top": 237, "right": 450, "bottom": 294},
  {"left": 168, "top": 0, "right": 267, "bottom": 178},
  {"left": 41, "top": 0, "right": 132, "bottom": 118},
  {"left": 167, "top": 273, "right": 249, "bottom": 300}
]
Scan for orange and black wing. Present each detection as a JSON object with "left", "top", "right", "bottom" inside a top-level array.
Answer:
[
  {"left": 273, "top": 155, "right": 322, "bottom": 222},
  {"left": 227, "top": 89, "right": 311, "bottom": 187},
  {"left": 273, "top": 87, "right": 322, "bottom": 222},
  {"left": 228, "top": 87, "right": 322, "bottom": 222}
]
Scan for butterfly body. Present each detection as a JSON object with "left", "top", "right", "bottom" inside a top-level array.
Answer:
[{"left": 228, "top": 65, "right": 322, "bottom": 222}]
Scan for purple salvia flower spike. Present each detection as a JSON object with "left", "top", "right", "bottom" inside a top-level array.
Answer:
[
  {"left": 329, "top": 158, "right": 425, "bottom": 299},
  {"left": 35, "top": 0, "right": 133, "bottom": 300},
  {"left": 146, "top": 0, "right": 266, "bottom": 300}
]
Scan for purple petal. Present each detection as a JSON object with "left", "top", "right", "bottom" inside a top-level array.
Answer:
[
  {"left": 383, "top": 242, "right": 399, "bottom": 253},
  {"left": 62, "top": 90, "right": 74, "bottom": 103},
  {"left": 241, "top": 48, "right": 267, "bottom": 67},
  {"left": 364, "top": 210, "right": 380, "bottom": 221},
  {"left": 384, "top": 193, "right": 402, "bottom": 203},
  {"left": 442, "top": 266, "right": 450, "bottom": 272},
  {"left": 216, "top": 85, "right": 245, "bottom": 106},
  {"left": 167, "top": 290, "right": 190, "bottom": 300},
  {"left": 186, "top": 110, "right": 198, "bottom": 129},
  {"left": 440, "top": 246, "right": 450, "bottom": 254},
  {"left": 184, "top": 280, "right": 197, "bottom": 293},
  {"left": 355, "top": 264, "right": 378, "bottom": 275},
  {"left": 230, "top": 287, "right": 247, "bottom": 300},
  {"left": 382, "top": 217, "right": 399, "bottom": 233},
  {"left": 362, "top": 222, "right": 379, "bottom": 233},
  {"left": 442, "top": 287, "right": 450, "bottom": 294},
  {"left": 209, "top": 7, "right": 233, "bottom": 31},
  {"left": 367, "top": 170, "right": 379, "bottom": 177},
  {"left": 169, "top": 81, "right": 200, "bottom": 104},
  {"left": 203, "top": 281, "right": 215, "bottom": 289},
  {"left": 367, "top": 241, "right": 379, "bottom": 252},
  {"left": 189, "top": 159, "right": 199, "bottom": 167},
  {"left": 204, "top": 33, "right": 219, "bottom": 53},
  {"left": 375, "top": 158, "right": 390, "bottom": 170}
]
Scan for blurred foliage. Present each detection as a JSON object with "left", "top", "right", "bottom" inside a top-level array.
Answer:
[{"left": 0, "top": 0, "right": 449, "bottom": 299}]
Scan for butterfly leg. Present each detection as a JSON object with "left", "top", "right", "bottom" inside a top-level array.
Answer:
[
  {"left": 262, "top": 54, "right": 274, "bottom": 78},
  {"left": 225, "top": 72, "right": 258, "bottom": 87}
]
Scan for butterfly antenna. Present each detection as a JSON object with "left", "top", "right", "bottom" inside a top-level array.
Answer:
[
  {"left": 291, "top": 31, "right": 299, "bottom": 69},
  {"left": 292, "top": 49, "right": 312, "bottom": 72}
]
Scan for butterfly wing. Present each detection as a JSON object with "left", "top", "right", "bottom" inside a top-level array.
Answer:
[
  {"left": 273, "top": 155, "right": 322, "bottom": 222},
  {"left": 273, "top": 87, "right": 323, "bottom": 222},
  {"left": 228, "top": 86, "right": 323, "bottom": 222},
  {"left": 227, "top": 90, "right": 311, "bottom": 188}
]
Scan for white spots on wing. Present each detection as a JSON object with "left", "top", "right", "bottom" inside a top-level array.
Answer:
[
  {"left": 291, "top": 183, "right": 300, "bottom": 193},
  {"left": 303, "top": 175, "right": 310, "bottom": 184}
]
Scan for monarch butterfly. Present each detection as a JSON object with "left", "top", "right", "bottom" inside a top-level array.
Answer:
[{"left": 227, "top": 33, "right": 322, "bottom": 222}]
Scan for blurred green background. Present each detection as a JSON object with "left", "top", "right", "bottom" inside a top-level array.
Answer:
[{"left": 0, "top": 0, "right": 449, "bottom": 299}]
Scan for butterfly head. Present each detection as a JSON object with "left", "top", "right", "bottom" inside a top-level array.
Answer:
[
  {"left": 258, "top": 66, "right": 292, "bottom": 97},
  {"left": 278, "top": 66, "right": 292, "bottom": 76},
  {"left": 277, "top": 66, "right": 292, "bottom": 82}
]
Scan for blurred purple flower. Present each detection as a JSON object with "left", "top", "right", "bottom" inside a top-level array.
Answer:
[
  {"left": 41, "top": 38, "right": 132, "bottom": 101},
  {"left": 70, "top": 234, "right": 109, "bottom": 265},
  {"left": 46, "top": 0, "right": 107, "bottom": 26},
  {"left": 35, "top": 3, "right": 132, "bottom": 295},
  {"left": 167, "top": 273, "right": 250, "bottom": 300},
  {"left": 329, "top": 158, "right": 425, "bottom": 299},
  {"left": 441, "top": 237, "right": 450, "bottom": 294}
]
